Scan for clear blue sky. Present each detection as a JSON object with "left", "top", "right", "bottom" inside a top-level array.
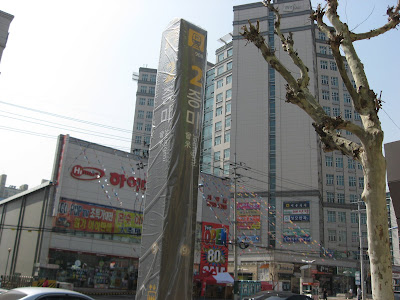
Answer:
[{"left": 0, "top": 0, "right": 399, "bottom": 188}]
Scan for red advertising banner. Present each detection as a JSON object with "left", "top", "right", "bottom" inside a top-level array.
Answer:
[
  {"left": 200, "top": 222, "right": 229, "bottom": 274},
  {"left": 237, "top": 215, "right": 260, "bottom": 223},
  {"left": 54, "top": 198, "right": 142, "bottom": 237}
]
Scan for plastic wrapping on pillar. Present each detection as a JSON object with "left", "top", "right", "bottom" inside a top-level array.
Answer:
[{"left": 136, "top": 19, "right": 207, "bottom": 300}]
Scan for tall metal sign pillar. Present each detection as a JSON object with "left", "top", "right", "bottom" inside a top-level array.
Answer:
[{"left": 136, "top": 19, "right": 207, "bottom": 300}]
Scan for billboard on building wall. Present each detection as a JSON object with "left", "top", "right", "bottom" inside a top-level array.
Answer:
[
  {"left": 136, "top": 19, "right": 207, "bottom": 300},
  {"left": 283, "top": 201, "right": 310, "bottom": 223},
  {"left": 52, "top": 135, "right": 147, "bottom": 218},
  {"left": 237, "top": 201, "right": 261, "bottom": 229},
  {"left": 54, "top": 198, "right": 142, "bottom": 241},
  {"left": 200, "top": 222, "right": 229, "bottom": 274}
]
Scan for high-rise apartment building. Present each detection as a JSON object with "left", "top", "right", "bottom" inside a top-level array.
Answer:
[
  {"left": 131, "top": 67, "right": 157, "bottom": 157},
  {"left": 132, "top": 0, "right": 398, "bottom": 293},
  {"left": 0, "top": 10, "right": 14, "bottom": 65}
]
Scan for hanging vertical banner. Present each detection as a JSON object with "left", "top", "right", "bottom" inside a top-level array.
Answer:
[
  {"left": 200, "top": 222, "right": 229, "bottom": 274},
  {"left": 136, "top": 19, "right": 207, "bottom": 300}
]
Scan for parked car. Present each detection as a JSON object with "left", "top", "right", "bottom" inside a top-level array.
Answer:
[
  {"left": 0, "top": 287, "right": 95, "bottom": 300},
  {"left": 243, "top": 291, "right": 313, "bottom": 300},
  {"left": 0, "top": 289, "right": 7, "bottom": 294}
]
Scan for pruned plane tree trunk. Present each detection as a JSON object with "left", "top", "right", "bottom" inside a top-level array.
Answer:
[{"left": 241, "top": 1, "right": 400, "bottom": 299}]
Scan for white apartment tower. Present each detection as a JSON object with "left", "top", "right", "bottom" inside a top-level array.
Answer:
[{"left": 131, "top": 67, "right": 157, "bottom": 157}]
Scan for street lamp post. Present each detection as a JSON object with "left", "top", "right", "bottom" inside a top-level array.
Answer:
[{"left": 4, "top": 248, "right": 11, "bottom": 281}]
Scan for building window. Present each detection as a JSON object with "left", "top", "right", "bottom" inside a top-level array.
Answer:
[
  {"left": 226, "top": 89, "right": 232, "bottom": 100},
  {"left": 149, "top": 86, "right": 155, "bottom": 94},
  {"left": 215, "top": 121, "right": 222, "bottom": 132},
  {"left": 323, "top": 106, "right": 331, "bottom": 116},
  {"left": 321, "top": 75, "right": 329, "bottom": 85},
  {"left": 332, "top": 91, "right": 339, "bottom": 102},
  {"left": 217, "top": 66, "right": 224, "bottom": 75},
  {"left": 216, "top": 93, "right": 223, "bottom": 103},
  {"left": 216, "top": 79, "right": 223, "bottom": 88},
  {"left": 227, "top": 48, "right": 233, "bottom": 57},
  {"left": 225, "top": 102, "right": 231, "bottom": 114},
  {"left": 146, "top": 111, "right": 153, "bottom": 119},
  {"left": 338, "top": 230, "right": 347, "bottom": 243},
  {"left": 337, "top": 193, "right": 345, "bottom": 204},
  {"left": 142, "top": 74, "right": 148, "bottom": 81},
  {"left": 350, "top": 194, "right": 357, "bottom": 203},
  {"left": 227, "top": 61, "right": 232, "bottom": 71},
  {"left": 348, "top": 158, "right": 355, "bottom": 169},
  {"left": 150, "top": 74, "right": 156, "bottom": 82},
  {"left": 225, "top": 116, "right": 231, "bottom": 128},
  {"left": 354, "top": 111, "right": 361, "bottom": 121},
  {"left": 330, "top": 61, "right": 337, "bottom": 71},
  {"left": 359, "top": 177, "right": 364, "bottom": 188},
  {"left": 349, "top": 176, "right": 356, "bottom": 187},
  {"left": 226, "top": 75, "right": 232, "bottom": 85},
  {"left": 218, "top": 53, "right": 224, "bottom": 62},
  {"left": 336, "top": 157, "right": 343, "bottom": 168},
  {"left": 135, "top": 136, "right": 142, "bottom": 144},
  {"left": 223, "top": 163, "right": 229, "bottom": 175},
  {"left": 322, "top": 90, "right": 330, "bottom": 100},
  {"left": 138, "top": 110, "right": 144, "bottom": 119},
  {"left": 224, "top": 131, "right": 230, "bottom": 143},
  {"left": 216, "top": 107, "right": 223, "bottom": 116},
  {"left": 318, "top": 31, "right": 326, "bottom": 40},
  {"left": 331, "top": 76, "right": 339, "bottom": 87},
  {"left": 338, "top": 212, "right": 346, "bottom": 223},
  {"left": 333, "top": 107, "right": 340, "bottom": 117},
  {"left": 224, "top": 148, "right": 230, "bottom": 159},
  {"left": 214, "top": 136, "right": 221, "bottom": 145},
  {"left": 327, "top": 191, "right": 334, "bottom": 203},
  {"left": 344, "top": 93, "right": 351, "bottom": 104},
  {"left": 319, "top": 46, "right": 327, "bottom": 54},
  {"left": 147, "top": 99, "right": 154, "bottom": 106},
  {"left": 326, "top": 174, "right": 334, "bottom": 185},
  {"left": 351, "top": 79, "right": 356, "bottom": 88},
  {"left": 361, "top": 213, "right": 367, "bottom": 225},
  {"left": 328, "top": 230, "right": 336, "bottom": 242},
  {"left": 352, "top": 231, "right": 358, "bottom": 243},
  {"left": 214, "top": 151, "right": 221, "bottom": 161},
  {"left": 346, "top": 130, "right": 353, "bottom": 136},
  {"left": 325, "top": 156, "right": 333, "bottom": 167},
  {"left": 336, "top": 175, "right": 344, "bottom": 186},
  {"left": 144, "top": 136, "right": 150, "bottom": 145},
  {"left": 140, "top": 86, "right": 147, "bottom": 93},
  {"left": 328, "top": 211, "right": 336, "bottom": 222},
  {"left": 136, "top": 122, "right": 143, "bottom": 130},
  {"left": 345, "top": 109, "right": 352, "bottom": 120},
  {"left": 139, "top": 98, "right": 146, "bottom": 105},
  {"left": 358, "top": 163, "right": 363, "bottom": 170},
  {"left": 320, "top": 60, "right": 328, "bottom": 69},
  {"left": 351, "top": 212, "right": 358, "bottom": 224},
  {"left": 145, "top": 124, "right": 152, "bottom": 132}
]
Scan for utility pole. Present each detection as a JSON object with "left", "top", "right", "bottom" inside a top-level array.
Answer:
[
  {"left": 357, "top": 201, "right": 366, "bottom": 300},
  {"left": 233, "top": 153, "right": 239, "bottom": 300}
]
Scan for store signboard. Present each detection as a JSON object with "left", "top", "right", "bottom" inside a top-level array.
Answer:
[
  {"left": 237, "top": 202, "right": 261, "bottom": 229},
  {"left": 282, "top": 228, "right": 311, "bottom": 243},
  {"left": 237, "top": 202, "right": 260, "bottom": 210},
  {"left": 200, "top": 222, "right": 229, "bottom": 274},
  {"left": 237, "top": 235, "right": 260, "bottom": 243},
  {"left": 52, "top": 135, "right": 147, "bottom": 217},
  {"left": 283, "top": 201, "right": 310, "bottom": 223},
  {"left": 54, "top": 198, "right": 142, "bottom": 239}
]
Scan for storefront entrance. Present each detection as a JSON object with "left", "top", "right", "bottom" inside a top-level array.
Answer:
[{"left": 44, "top": 249, "right": 138, "bottom": 290}]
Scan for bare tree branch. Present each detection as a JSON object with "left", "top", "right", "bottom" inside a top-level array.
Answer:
[
  {"left": 313, "top": 123, "right": 363, "bottom": 160},
  {"left": 264, "top": 0, "right": 310, "bottom": 88},
  {"left": 351, "top": 1, "right": 400, "bottom": 41}
]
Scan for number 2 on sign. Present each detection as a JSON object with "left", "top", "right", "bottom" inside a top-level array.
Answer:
[{"left": 190, "top": 65, "right": 202, "bottom": 87}]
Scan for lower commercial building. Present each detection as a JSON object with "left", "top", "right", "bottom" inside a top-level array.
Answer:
[{"left": 0, "top": 135, "right": 147, "bottom": 290}]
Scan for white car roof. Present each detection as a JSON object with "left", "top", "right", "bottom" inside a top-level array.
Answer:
[{"left": 9, "top": 287, "right": 94, "bottom": 299}]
